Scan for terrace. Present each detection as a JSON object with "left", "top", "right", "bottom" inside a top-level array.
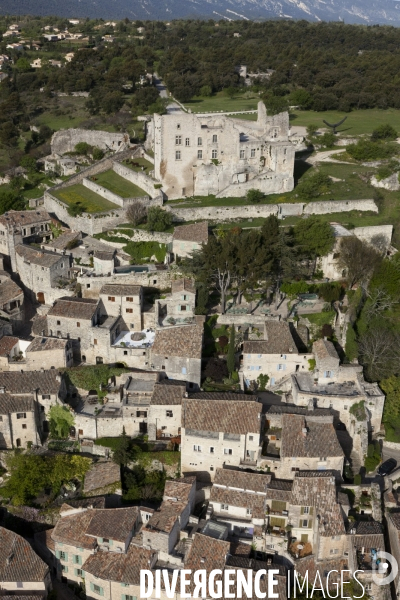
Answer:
[
  {"left": 121, "top": 157, "right": 154, "bottom": 174},
  {"left": 112, "top": 328, "right": 155, "bottom": 349},
  {"left": 53, "top": 184, "right": 119, "bottom": 213},
  {"left": 92, "top": 169, "right": 148, "bottom": 198},
  {"left": 294, "top": 373, "right": 362, "bottom": 397}
]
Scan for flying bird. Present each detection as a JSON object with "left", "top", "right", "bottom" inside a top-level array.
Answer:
[{"left": 322, "top": 116, "right": 348, "bottom": 134}]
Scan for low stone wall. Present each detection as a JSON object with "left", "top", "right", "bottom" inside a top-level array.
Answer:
[
  {"left": 164, "top": 203, "right": 278, "bottom": 223},
  {"left": 83, "top": 177, "right": 126, "bottom": 208},
  {"left": 304, "top": 199, "right": 378, "bottom": 215},
  {"left": 78, "top": 269, "right": 174, "bottom": 298},
  {"left": 131, "top": 229, "right": 173, "bottom": 244},
  {"left": 112, "top": 161, "right": 158, "bottom": 198},
  {"left": 218, "top": 313, "right": 280, "bottom": 326}
]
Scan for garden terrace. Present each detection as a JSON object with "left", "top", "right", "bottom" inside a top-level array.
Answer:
[
  {"left": 293, "top": 373, "right": 362, "bottom": 397},
  {"left": 91, "top": 169, "right": 148, "bottom": 198},
  {"left": 53, "top": 184, "right": 119, "bottom": 213},
  {"left": 121, "top": 157, "right": 154, "bottom": 174}
]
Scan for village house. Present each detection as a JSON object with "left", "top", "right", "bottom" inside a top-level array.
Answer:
[
  {"left": 0, "top": 210, "right": 53, "bottom": 271},
  {"left": 41, "top": 230, "right": 81, "bottom": 255},
  {"left": 44, "top": 153, "right": 77, "bottom": 176},
  {"left": 0, "top": 335, "right": 31, "bottom": 370},
  {"left": 0, "top": 274, "right": 24, "bottom": 326},
  {"left": 172, "top": 221, "right": 208, "bottom": 259},
  {"left": 387, "top": 511, "right": 400, "bottom": 596},
  {"left": 290, "top": 339, "right": 385, "bottom": 433},
  {"left": 152, "top": 102, "right": 295, "bottom": 199},
  {"left": 0, "top": 527, "right": 51, "bottom": 595},
  {"left": 347, "top": 520, "right": 388, "bottom": 599},
  {"left": 24, "top": 336, "right": 74, "bottom": 370},
  {"left": 148, "top": 378, "right": 187, "bottom": 440},
  {"left": 181, "top": 397, "right": 263, "bottom": 481},
  {"left": 99, "top": 284, "right": 143, "bottom": 331},
  {"left": 242, "top": 321, "right": 311, "bottom": 389},
  {"left": 93, "top": 250, "right": 115, "bottom": 275},
  {"left": 0, "top": 395, "right": 40, "bottom": 448},
  {"left": 208, "top": 469, "right": 271, "bottom": 545},
  {"left": 151, "top": 325, "right": 203, "bottom": 387},
  {"left": 15, "top": 245, "right": 73, "bottom": 306}
]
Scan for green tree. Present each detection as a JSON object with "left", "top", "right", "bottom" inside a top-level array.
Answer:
[
  {"left": 246, "top": 188, "right": 265, "bottom": 203},
  {"left": 294, "top": 216, "right": 335, "bottom": 259},
  {"left": 225, "top": 86, "right": 236, "bottom": 99},
  {"left": 306, "top": 124, "right": 318, "bottom": 138},
  {"left": 227, "top": 326, "right": 235, "bottom": 375},
  {"left": 296, "top": 171, "right": 332, "bottom": 200},
  {"left": 289, "top": 89, "right": 312, "bottom": 109},
  {"left": 15, "top": 57, "right": 31, "bottom": 72},
  {"left": 200, "top": 85, "right": 212, "bottom": 97},
  {"left": 92, "top": 147, "right": 104, "bottom": 160},
  {"left": 371, "top": 123, "right": 398, "bottom": 141},
  {"left": 0, "top": 189, "right": 25, "bottom": 215},
  {"left": 147, "top": 206, "right": 172, "bottom": 232},
  {"left": 338, "top": 237, "right": 382, "bottom": 288},
  {"left": 74, "top": 142, "right": 92, "bottom": 155},
  {"left": 49, "top": 405, "right": 74, "bottom": 439},
  {"left": 264, "top": 95, "right": 289, "bottom": 115},
  {"left": 19, "top": 155, "right": 37, "bottom": 172},
  {"left": 113, "top": 427, "right": 136, "bottom": 466}
]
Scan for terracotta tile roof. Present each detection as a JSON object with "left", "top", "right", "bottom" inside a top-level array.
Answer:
[
  {"left": 171, "top": 279, "right": 196, "bottom": 295},
  {"left": 48, "top": 297, "right": 98, "bottom": 320},
  {"left": 82, "top": 545, "right": 155, "bottom": 584},
  {"left": 83, "top": 461, "right": 121, "bottom": 494},
  {"left": 143, "top": 500, "right": 186, "bottom": 534},
  {"left": 0, "top": 279, "right": 23, "bottom": 306},
  {"left": 230, "top": 542, "right": 252, "bottom": 557},
  {"left": 100, "top": 284, "right": 142, "bottom": 297},
  {"left": 266, "top": 479, "right": 293, "bottom": 502},
  {"left": 152, "top": 325, "right": 203, "bottom": 359},
  {"left": 349, "top": 520, "right": 383, "bottom": 536},
  {"left": 243, "top": 321, "right": 303, "bottom": 355},
  {"left": 26, "top": 337, "right": 68, "bottom": 353},
  {"left": 313, "top": 339, "right": 339, "bottom": 361},
  {"left": 0, "top": 527, "right": 48, "bottom": 582},
  {"left": 0, "top": 336, "right": 19, "bottom": 356},
  {"left": 61, "top": 497, "right": 106, "bottom": 510},
  {"left": 210, "top": 486, "right": 266, "bottom": 519},
  {"left": 295, "top": 555, "right": 348, "bottom": 590},
  {"left": 0, "top": 394, "right": 35, "bottom": 415},
  {"left": 0, "top": 370, "right": 62, "bottom": 395},
  {"left": 163, "top": 477, "right": 195, "bottom": 503},
  {"left": 185, "top": 532, "right": 229, "bottom": 573},
  {"left": 173, "top": 221, "right": 208, "bottom": 243},
  {"left": 389, "top": 511, "right": 400, "bottom": 531},
  {"left": 94, "top": 250, "right": 115, "bottom": 261},
  {"left": 85, "top": 508, "right": 139, "bottom": 542},
  {"left": 52, "top": 510, "right": 97, "bottom": 549},
  {"left": 151, "top": 380, "right": 186, "bottom": 405},
  {"left": 267, "top": 405, "right": 332, "bottom": 417},
  {"left": 280, "top": 414, "right": 343, "bottom": 458},
  {"left": 0, "top": 210, "right": 51, "bottom": 228},
  {"left": 291, "top": 472, "right": 345, "bottom": 537},
  {"left": 213, "top": 468, "right": 271, "bottom": 493},
  {"left": 183, "top": 399, "right": 262, "bottom": 435},
  {"left": 31, "top": 315, "right": 48, "bottom": 337},
  {"left": 16, "top": 245, "right": 63, "bottom": 268},
  {"left": 189, "top": 391, "right": 254, "bottom": 401}
]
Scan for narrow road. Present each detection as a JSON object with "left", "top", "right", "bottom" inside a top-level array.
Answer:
[
  {"left": 306, "top": 148, "right": 353, "bottom": 165},
  {"left": 153, "top": 73, "right": 184, "bottom": 115}
]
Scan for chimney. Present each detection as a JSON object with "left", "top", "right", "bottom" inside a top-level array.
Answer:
[
  {"left": 302, "top": 427, "right": 308, "bottom": 437},
  {"left": 0, "top": 386, "right": 5, "bottom": 394}
]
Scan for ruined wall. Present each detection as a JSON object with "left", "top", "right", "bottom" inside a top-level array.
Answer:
[
  {"left": 51, "top": 129, "right": 130, "bottom": 155},
  {"left": 164, "top": 203, "right": 278, "bottom": 223},
  {"left": 304, "top": 199, "right": 378, "bottom": 215},
  {"left": 79, "top": 270, "right": 174, "bottom": 299},
  {"left": 113, "top": 162, "right": 159, "bottom": 198}
]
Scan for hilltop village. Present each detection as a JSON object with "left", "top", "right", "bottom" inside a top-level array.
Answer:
[{"left": 1, "top": 14, "right": 400, "bottom": 600}]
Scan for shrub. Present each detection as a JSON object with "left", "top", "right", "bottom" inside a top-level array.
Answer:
[
  {"left": 74, "top": 142, "right": 92, "bottom": 155},
  {"left": 371, "top": 123, "right": 398, "bottom": 141},
  {"left": 296, "top": 171, "right": 332, "bottom": 200},
  {"left": 308, "top": 358, "right": 316, "bottom": 371},
  {"left": 147, "top": 206, "right": 172, "bottom": 232},
  {"left": 92, "top": 147, "right": 104, "bottom": 161},
  {"left": 123, "top": 241, "right": 167, "bottom": 263},
  {"left": 126, "top": 200, "right": 147, "bottom": 227},
  {"left": 354, "top": 474, "right": 362, "bottom": 485},
  {"left": 257, "top": 373, "right": 269, "bottom": 391},
  {"left": 246, "top": 189, "right": 265, "bottom": 203},
  {"left": 346, "top": 139, "right": 397, "bottom": 161}
]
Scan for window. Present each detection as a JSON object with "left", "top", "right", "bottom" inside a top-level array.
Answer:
[
  {"left": 251, "top": 149, "right": 256, "bottom": 157},
  {"left": 77, "top": 322, "right": 80, "bottom": 328},
  {"left": 57, "top": 320, "right": 61, "bottom": 325},
  {"left": 303, "top": 507, "right": 309, "bottom": 514},
  {"left": 193, "top": 445, "right": 201, "bottom": 452},
  {"left": 302, "top": 519, "right": 309, "bottom": 528},
  {"left": 61, "top": 565, "right": 68, "bottom": 573},
  {"left": 42, "top": 394, "right": 50, "bottom": 400},
  {"left": 124, "top": 351, "right": 128, "bottom": 356},
  {"left": 221, "top": 504, "right": 229, "bottom": 511},
  {"left": 75, "top": 569, "right": 83, "bottom": 577},
  {"left": 212, "top": 134, "right": 218, "bottom": 143},
  {"left": 210, "top": 447, "right": 215, "bottom": 453},
  {"left": 240, "top": 149, "right": 245, "bottom": 159},
  {"left": 175, "top": 151, "right": 181, "bottom": 160},
  {"left": 74, "top": 555, "right": 82, "bottom": 565},
  {"left": 197, "top": 150, "right": 203, "bottom": 159},
  {"left": 126, "top": 308, "right": 133, "bottom": 313},
  {"left": 94, "top": 339, "right": 97, "bottom": 345},
  {"left": 185, "top": 138, "right": 190, "bottom": 146},
  {"left": 91, "top": 584, "right": 104, "bottom": 596},
  {"left": 319, "top": 457, "right": 327, "bottom": 462},
  {"left": 59, "top": 551, "right": 68, "bottom": 560},
  {"left": 16, "top": 413, "right": 26, "bottom": 419},
  {"left": 281, "top": 354, "right": 287, "bottom": 360},
  {"left": 277, "top": 364, "right": 284, "bottom": 371},
  {"left": 177, "top": 123, "right": 181, "bottom": 129},
  {"left": 212, "top": 149, "right": 218, "bottom": 159},
  {"left": 108, "top": 296, "right": 115, "bottom": 302},
  {"left": 246, "top": 508, "right": 252, "bottom": 516},
  {"left": 197, "top": 137, "right": 202, "bottom": 146},
  {"left": 122, "top": 596, "right": 137, "bottom": 600},
  {"left": 166, "top": 410, "right": 173, "bottom": 417},
  {"left": 182, "top": 367, "right": 187, "bottom": 375},
  {"left": 126, "top": 297, "right": 133, "bottom": 302},
  {"left": 324, "top": 370, "right": 333, "bottom": 378},
  {"left": 22, "top": 424, "right": 27, "bottom": 429},
  {"left": 224, "top": 448, "right": 233, "bottom": 455},
  {"left": 249, "top": 436, "right": 253, "bottom": 441},
  {"left": 175, "top": 136, "right": 182, "bottom": 145},
  {"left": 330, "top": 549, "right": 339, "bottom": 555}
]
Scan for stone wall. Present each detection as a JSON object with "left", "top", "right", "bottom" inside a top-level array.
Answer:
[
  {"left": 113, "top": 161, "right": 159, "bottom": 198},
  {"left": 79, "top": 270, "right": 174, "bottom": 299},
  {"left": 303, "top": 199, "right": 378, "bottom": 215},
  {"left": 51, "top": 128, "right": 130, "bottom": 155},
  {"left": 82, "top": 178, "right": 126, "bottom": 207}
]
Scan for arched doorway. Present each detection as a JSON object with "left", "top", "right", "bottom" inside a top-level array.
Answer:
[{"left": 37, "top": 292, "right": 45, "bottom": 304}]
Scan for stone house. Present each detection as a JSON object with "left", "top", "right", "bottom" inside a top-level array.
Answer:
[
  {"left": 0, "top": 335, "right": 25, "bottom": 369},
  {"left": 0, "top": 274, "right": 24, "bottom": 326},
  {"left": 387, "top": 511, "right": 400, "bottom": 596},
  {"left": 93, "top": 250, "right": 115, "bottom": 275},
  {"left": 44, "top": 153, "right": 77, "bottom": 176},
  {"left": 209, "top": 469, "right": 271, "bottom": 544},
  {"left": 46, "top": 297, "right": 100, "bottom": 362},
  {"left": 0, "top": 369, "right": 67, "bottom": 437},
  {"left": 142, "top": 477, "right": 196, "bottom": 556},
  {"left": 0, "top": 395, "right": 40, "bottom": 448},
  {"left": 148, "top": 378, "right": 187, "bottom": 439},
  {"left": 153, "top": 102, "right": 295, "bottom": 199},
  {"left": 0, "top": 527, "right": 51, "bottom": 596},
  {"left": 242, "top": 321, "right": 311, "bottom": 389},
  {"left": 151, "top": 325, "right": 203, "bottom": 387},
  {"left": 99, "top": 284, "right": 143, "bottom": 331},
  {"left": 0, "top": 210, "right": 53, "bottom": 271},
  {"left": 181, "top": 397, "right": 263, "bottom": 481},
  {"left": 313, "top": 338, "right": 340, "bottom": 382},
  {"left": 15, "top": 245, "right": 73, "bottom": 306},
  {"left": 41, "top": 230, "right": 82, "bottom": 255},
  {"left": 170, "top": 278, "right": 196, "bottom": 318},
  {"left": 172, "top": 222, "right": 208, "bottom": 259},
  {"left": 270, "top": 413, "right": 345, "bottom": 480},
  {"left": 24, "top": 337, "right": 74, "bottom": 370},
  {"left": 347, "top": 520, "right": 388, "bottom": 599}
]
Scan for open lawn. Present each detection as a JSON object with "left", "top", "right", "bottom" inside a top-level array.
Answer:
[
  {"left": 184, "top": 91, "right": 259, "bottom": 114},
  {"left": 121, "top": 157, "right": 153, "bottom": 174},
  {"left": 53, "top": 184, "right": 119, "bottom": 213},
  {"left": 94, "top": 170, "right": 147, "bottom": 198},
  {"left": 36, "top": 97, "right": 89, "bottom": 131},
  {"left": 290, "top": 108, "right": 400, "bottom": 136}
]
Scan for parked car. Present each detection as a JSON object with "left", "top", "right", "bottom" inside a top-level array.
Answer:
[{"left": 378, "top": 458, "right": 397, "bottom": 477}]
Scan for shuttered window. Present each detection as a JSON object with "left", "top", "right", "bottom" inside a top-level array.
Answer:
[
  {"left": 270, "top": 517, "right": 285, "bottom": 528},
  {"left": 74, "top": 555, "right": 82, "bottom": 565},
  {"left": 271, "top": 500, "right": 286, "bottom": 511},
  {"left": 90, "top": 583, "right": 104, "bottom": 596}
]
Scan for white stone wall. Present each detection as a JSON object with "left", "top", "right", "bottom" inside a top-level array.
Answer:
[
  {"left": 304, "top": 199, "right": 378, "bottom": 215},
  {"left": 79, "top": 270, "right": 174, "bottom": 299},
  {"left": 172, "top": 239, "right": 202, "bottom": 258},
  {"left": 82, "top": 178, "right": 127, "bottom": 208},
  {"left": 151, "top": 353, "right": 201, "bottom": 387},
  {"left": 148, "top": 403, "right": 182, "bottom": 437},
  {"left": 54, "top": 540, "right": 92, "bottom": 585},
  {"left": 242, "top": 352, "right": 311, "bottom": 388},
  {"left": 51, "top": 129, "right": 130, "bottom": 155}
]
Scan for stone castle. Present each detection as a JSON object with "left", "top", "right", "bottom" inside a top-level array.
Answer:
[{"left": 152, "top": 101, "right": 295, "bottom": 199}]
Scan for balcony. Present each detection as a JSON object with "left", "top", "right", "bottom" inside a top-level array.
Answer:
[
  {"left": 240, "top": 458, "right": 257, "bottom": 467},
  {"left": 269, "top": 509, "right": 288, "bottom": 517},
  {"left": 267, "top": 526, "right": 287, "bottom": 538}
]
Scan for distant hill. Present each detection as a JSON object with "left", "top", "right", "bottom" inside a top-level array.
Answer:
[{"left": 3, "top": 0, "right": 400, "bottom": 25}]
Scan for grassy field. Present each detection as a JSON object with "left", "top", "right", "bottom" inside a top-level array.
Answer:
[
  {"left": 36, "top": 97, "right": 89, "bottom": 131},
  {"left": 53, "top": 184, "right": 119, "bottom": 213},
  {"left": 94, "top": 170, "right": 147, "bottom": 198},
  {"left": 121, "top": 157, "right": 153, "bottom": 173},
  {"left": 289, "top": 108, "right": 400, "bottom": 136},
  {"left": 184, "top": 91, "right": 259, "bottom": 114}
]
